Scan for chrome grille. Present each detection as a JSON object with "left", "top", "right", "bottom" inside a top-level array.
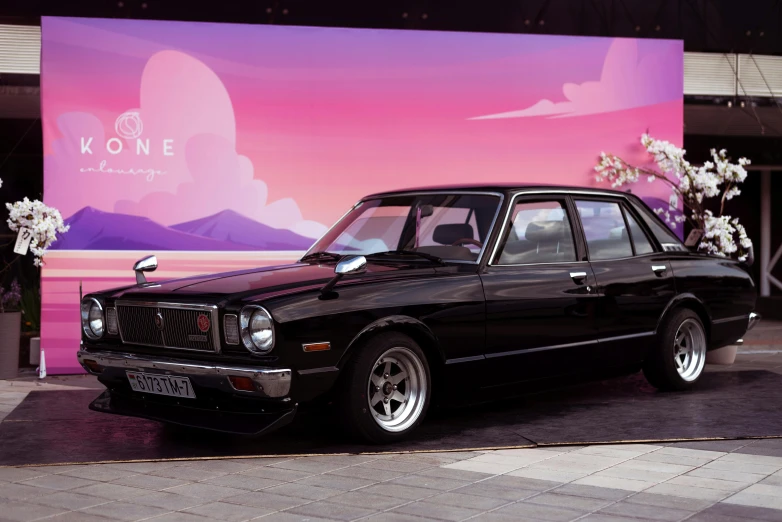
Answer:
[{"left": 115, "top": 301, "right": 220, "bottom": 353}]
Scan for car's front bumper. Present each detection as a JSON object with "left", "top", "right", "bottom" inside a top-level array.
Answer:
[
  {"left": 77, "top": 348, "right": 292, "bottom": 398},
  {"left": 78, "top": 348, "right": 296, "bottom": 436}
]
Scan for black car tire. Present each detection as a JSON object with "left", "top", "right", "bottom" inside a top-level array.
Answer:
[
  {"left": 643, "top": 308, "right": 708, "bottom": 391},
  {"left": 339, "top": 332, "right": 431, "bottom": 444}
]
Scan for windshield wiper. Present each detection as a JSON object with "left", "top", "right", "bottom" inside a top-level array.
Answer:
[
  {"left": 300, "top": 251, "right": 342, "bottom": 262},
  {"left": 366, "top": 250, "right": 445, "bottom": 265}
]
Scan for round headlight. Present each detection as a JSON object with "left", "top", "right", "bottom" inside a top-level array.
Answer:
[
  {"left": 240, "top": 305, "right": 274, "bottom": 354},
  {"left": 81, "top": 298, "right": 104, "bottom": 340}
]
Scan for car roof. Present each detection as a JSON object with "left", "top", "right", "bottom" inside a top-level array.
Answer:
[{"left": 364, "top": 183, "right": 634, "bottom": 199}]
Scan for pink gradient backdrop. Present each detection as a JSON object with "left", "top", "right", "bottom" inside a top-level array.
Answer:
[{"left": 41, "top": 16, "right": 683, "bottom": 373}]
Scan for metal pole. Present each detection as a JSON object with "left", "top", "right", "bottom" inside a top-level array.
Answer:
[{"left": 760, "top": 169, "right": 771, "bottom": 296}]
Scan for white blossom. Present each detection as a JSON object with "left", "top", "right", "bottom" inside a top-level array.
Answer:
[
  {"left": 595, "top": 135, "right": 752, "bottom": 261},
  {"left": 6, "top": 198, "right": 70, "bottom": 267}
]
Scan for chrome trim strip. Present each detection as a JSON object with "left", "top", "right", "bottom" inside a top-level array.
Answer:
[
  {"left": 77, "top": 349, "right": 291, "bottom": 398},
  {"left": 114, "top": 300, "right": 221, "bottom": 354},
  {"left": 713, "top": 314, "right": 751, "bottom": 325},
  {"left": 484, "top": 332, "right": 656, "bottom": 359},
  {"left": 445, "top": 355, "right": 486, "bottom": 365},
  {"left": 297, "top": 366, "right": 340, "bottom": 375}
]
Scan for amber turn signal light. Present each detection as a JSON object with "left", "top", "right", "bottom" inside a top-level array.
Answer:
[
  {"left": 228, "top": 376, "right": 256, "bottom": 392},
  {"left": 302, "top": 342, "right": 331, "bottom": 352},
  {"left": 83, "top": 359, "right": 103, "bottom": 373}
]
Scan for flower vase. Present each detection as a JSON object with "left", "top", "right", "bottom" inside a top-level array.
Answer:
[
  {"left": 706, "top": 344, "right": 738, "bottom": 365},
  {"left": 0, "top": 312, "right": 21, "bottom": 379}
]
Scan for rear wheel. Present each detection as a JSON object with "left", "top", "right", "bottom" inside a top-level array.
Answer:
[
  {"left": 643, "top": 308, "right": 707, "bottom": 391},
  {"left": 339, "top": 332, "right": 431, "bottom": 443}
]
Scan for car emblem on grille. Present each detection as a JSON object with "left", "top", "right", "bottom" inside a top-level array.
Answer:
[
  {"left": 154, "top": 311, "right": 164, "bottom": 330},
  {"left": 197, "top": 314, "right": 210, "bottom": 332}
]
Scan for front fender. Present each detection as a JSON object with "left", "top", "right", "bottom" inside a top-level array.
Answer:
[{"left": 337, "top": 314, "right": 442, "bottom": 368}]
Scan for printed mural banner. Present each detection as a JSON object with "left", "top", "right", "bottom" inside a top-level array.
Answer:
[{"left": 41, "top": 17, "right": 683, "bottom": 373}]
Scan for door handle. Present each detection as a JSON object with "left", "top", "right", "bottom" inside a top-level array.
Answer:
[
  {"left": 652, "top": 265, "right": 667, "bottom": 275},
  {"left": 570, "top": 271, "right": 587, "bottom": 284}
]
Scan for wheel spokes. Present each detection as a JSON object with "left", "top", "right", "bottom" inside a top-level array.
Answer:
[
  {"left": 382, "top": 400, "right": 392, "bottom": 416},
  {"left": 390, "top": 370, "right": 407, "bottom": 385},
  {"left": 391, "top": 390, "right": 407, "bottom": 403}
]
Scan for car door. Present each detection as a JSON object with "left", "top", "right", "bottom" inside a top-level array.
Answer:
[
  {"left": 573, "top": 197, "right": 677, "bottom": 368},
  {"left": 480, "top": 195, "right": 600, "bottom": 387}
]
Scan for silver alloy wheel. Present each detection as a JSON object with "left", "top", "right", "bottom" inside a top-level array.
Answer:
[
  {"left": 367, "top": 347, "right": 427, "bottom": 433},
  {"left": 673, "top": 318, "right": 707, "bottom": 382}
]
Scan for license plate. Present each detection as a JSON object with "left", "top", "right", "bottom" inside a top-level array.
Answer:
[{"left": 126, "top": 371, "right": 196, "bottom": 399}]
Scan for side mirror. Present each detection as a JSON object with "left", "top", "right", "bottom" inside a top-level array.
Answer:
[
  {"left": 320, "top": 255, "right": 366, "bottom": 298},
  {"left": 335, "top": 255, "right": 367, "bottom": 276},
  {"left": 133, "top": 255, "right": 157, "bottom": 284}
]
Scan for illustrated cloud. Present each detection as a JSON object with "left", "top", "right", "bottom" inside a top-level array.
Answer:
[{"left": 468, "top": 39, "right": 682, "bottom": 120}]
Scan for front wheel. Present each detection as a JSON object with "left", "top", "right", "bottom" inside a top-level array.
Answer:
[
  {"left": 643, "top": 309, "right": 708, "bottom": 391},
  {"left": 339, "top": 332, "right": 431, "bottom": 443}
]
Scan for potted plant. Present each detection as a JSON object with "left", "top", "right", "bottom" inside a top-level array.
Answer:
[{"left": 595, "top": 134, "right": 752, "bottom": 364}]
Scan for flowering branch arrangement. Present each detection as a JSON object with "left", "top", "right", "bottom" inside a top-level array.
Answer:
[
  {"left": 595, "top": 134, "right": 753, "bottom": 262},
  {"left": 6, "top": 197, "right": 70, "bottom": 267}
]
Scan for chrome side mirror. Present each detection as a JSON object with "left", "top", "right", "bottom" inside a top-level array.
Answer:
[
  {"left": 335, "top": 255, "right": 367, "bottom": 276},
  {"left": 133, "top": 255, "right": 157, "bottom": 284},
  {"left": 320, "top": 255, "right": 366, "bottom": 298}
]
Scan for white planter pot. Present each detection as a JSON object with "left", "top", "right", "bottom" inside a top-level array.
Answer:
[
  {"left": 29, "top": 337, "right": 41, "bottom": 365},
  {"left": 0, "top": 312, "right": 21, "bottom": 379},
  {"left": 706, "top": 344, "right": 738, "bottom": 365}
]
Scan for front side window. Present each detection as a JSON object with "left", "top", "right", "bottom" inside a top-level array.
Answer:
[
  {"left": 307, "top": 193, "right": 501, "bottom": 262},
  {"left": 494, "top": 200, "right": 577, "bottom": 265},
  {"left": 575, "top": 199, "right": 633, "bottom": 260}
]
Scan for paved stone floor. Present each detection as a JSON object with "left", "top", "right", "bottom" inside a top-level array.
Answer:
[{"left": 0, "top": 322, "right": 779, "bottom": 521}]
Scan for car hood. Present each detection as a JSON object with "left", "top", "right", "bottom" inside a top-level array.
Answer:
[{"left": 108, "top": 261, "right": 435, "bottom": 302}]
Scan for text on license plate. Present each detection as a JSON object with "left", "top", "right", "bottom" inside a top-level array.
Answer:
[{"left": 126, "top": 372, "right": 196, "bottom": 399}]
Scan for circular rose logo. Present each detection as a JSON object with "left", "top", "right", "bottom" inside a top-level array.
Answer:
[
  {"left": 115, "top": 111, "right": 143, "bottom": 139},
  {"left": 197, "top": 314, "right": 210, "bottom": 333}
]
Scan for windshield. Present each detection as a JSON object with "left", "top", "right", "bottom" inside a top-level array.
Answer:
[{"left": 307, "top": 193, "right": 502, "bottom": 263}]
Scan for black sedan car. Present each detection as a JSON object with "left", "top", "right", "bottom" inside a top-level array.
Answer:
[{"left": 78, "top": 184, "right": 760, "bottom": 443}]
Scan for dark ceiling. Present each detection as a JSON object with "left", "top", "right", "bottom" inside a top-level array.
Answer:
[{"left": 3, "top": 0, "right": 782, "bottom": 55}]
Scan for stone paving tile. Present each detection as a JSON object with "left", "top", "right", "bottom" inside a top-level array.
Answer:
[
  {"left": 129, "top": 490, "right": 206, "bottom": 510},
  {"left": 136, "top": 512, "right": 215, "bottom": 522},
  {"left": 71, "top": 482, "right": 152, "bottom": 501},
  {"left": 525, "top": 492, "right": 614, "bottom": 511},
  {"left": 696, "top": 502, "right": 782, "bottom": 521},
  {"left": 223, "top": 490, "right": 311, "bottom": 511},
  {"left": 148, "top": 466, "right": 228, "bottom": 482},
  {"left": 598, "top": 500, "right": 695, "bottom": 521},
  {"left": 426, "top": 491, "right": 509, "bottom": 511},
  {"left": 0, "top": 467, "right": 51, "bottom": 482},
  {"left": 359, "top": 483, "right": 439, "bottom": 501},
  {"left": 392, "top": 499, "right": 484, "bottom": 521},
  {"left": 385, "top": 473, "right": 469, "bottom": 491},
  {"left": 731, "top": 447, "right": 782, "bottom": 458},
  {"left": 578, "top": 514, "right": 648, "bottom": 522},
  {"left": 654, "top": 446, "right": 726, "bottom": 460},
  {"left": 441, "top": 459, "right": 521, "bottom": 475},
  {"left": 644, "top": 482, "right": 729, "bottom": 501},
  {"left": 479, "top": 474, "right": 560, "bottom": 492},
  {"left": 594, "top": 465, "right": 679, "bottom": 483},
  {"left": 201, "top": 473, "right": 285, "bottom": 491},
  {"left": 759, "top": 473, "right": 782, "bottom": 487},
  {"left": 102, "top": 461, "right": 181, "bottom": 473},
  {"left": 80, "top": 500, "right": 171, "bottom": 521},
  {"left": 27, "top": 490, "right": 108, "bottom": 510},
  {"left": 718, "top": 453, "right": 782, "bottom": 467},
  {"left": 58, "top": 466, "right": 139, "bottom": 482},
  {"left": 165, "top": 482, "right": 247, "bottom": 501},
  {"left": 0, "top": 499, "right": 66, "bottom": 521},
  {"left": 295, "top": 472, "right": 378, "bottom": 491},
  {"left": 255, "top": 513, "right": 335, "bottom": 522},
  {"left": 262, "top": 482, "right": 344, "bottom": 501},
  {"left": 363, "top": 513, "right": 433, "bottom": 522},
  {"left": 413, "top": 466, "right": 488, "bottom": 482},
  {"left": 183, "top": 500, "right": 275, "bottom": 521},
  {"left": 176, "top": 459, "right": 261, "bottom": 473},
  {"left": 623, "top": 491, "right": 712, "bottom": 511},
  {"left": 550, "top": 483, "right": 631, "bottom": 501},
  {"left": 0, "top": 481, "right": 59, "bottom": 501},
  {"left": 269, "top": 459, "right": 352, "bottom": 474},
  {"left": 286, "top": 500, "right": 379, "bottom": 521},
  {"left": 507, "top": 466, "right": 586, "bottom": 483},
  {"left": 666, "top": 474, "right": 750, "bottom": 492},
  {"left": 612, "top": 459, "right": 694, "bottom": 475},
  {"left": 111, "top": 473, "right": 191, "bottom": 490},
  {"left": 324, "top": 490, "right": 406, "bottom": 511},
  {"left": 469, "top": 513, "right": 532, "bottom": 522},
  {"left": 572, "top": 474, "right": 655, "bottom": 492},
  {"left": 685, "top": 466, "right": 767, "bottom": 484},
  {"left": 494, "top": 501, "right": 585, "bottom": 521},
  {"left": 573, "top": 444, "right": 663, "bottom": 458},
  {"left": 723, "top": 483, "right": 782, "bottom": 510},
  {"left": 325, "top": 465, "right": 406, "bottom": 482},
  {"left": 32, "top": 510, "right": 117, "bottom": 522},
  {"left": 241, "top": 466, "right": 314, "bottom": 482},
  {"left": 19, "top": 473, "right": 98, "bottom": 490},
  {"left": 668, "top": 440, "right": 753, "bottom": 453},
  {"left": 456, "top": 483, "right": 539, "bottom": 502},
  {"left": 355, "top": 459, "right": 435, "bottom": 473},
  {"left": 634, "top": 451, "right": 715, "bottom": 467}
]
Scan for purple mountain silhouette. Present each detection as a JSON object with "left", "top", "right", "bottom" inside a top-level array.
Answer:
[
  {"left": 170, "top": 210, "right": 314, "bottom": 251},
  {"left": 52, "top": 207, "right": 257, "bottom": 251}
]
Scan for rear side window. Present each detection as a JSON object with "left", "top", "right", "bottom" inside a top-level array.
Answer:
[
  {"left": 575, "top": 200, "right": 633, "bottom": 260},
  {"left": 629, "top": 198, "right": 687, "bottom": 252},
  {"left": 624, "top": 209, "right": 655, "bottom": 255}
]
